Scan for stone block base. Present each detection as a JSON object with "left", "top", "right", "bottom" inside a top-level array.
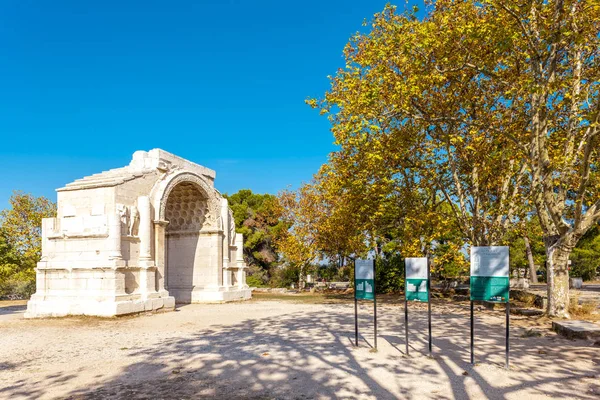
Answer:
[
  {"left": 552, "top": 320, "right": 600, "bottom": 339},
  {"left": 168, "top": 287, "right": 251, "bottom": 304},
  {"left": 24, "top": 295, "right": 176, "bottom": 318},
  {"left": 191, "top": 288, "right": 252, "bottom": 303}
]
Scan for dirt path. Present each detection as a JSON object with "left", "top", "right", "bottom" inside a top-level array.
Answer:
[{"left": 0, "top": 297, "right": 599, "bottom": 399}]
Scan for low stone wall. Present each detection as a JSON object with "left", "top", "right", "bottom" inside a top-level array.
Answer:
[
  {"left": 251, "top": 288, "right": 293, "bottom": 294},
  {"left": 510, "top": 278, "right": 530, "bottom": 289},
  {"left": 511, "top": 290, "right": 547, "bottom": 309},
  {"left": 569, "top": 277, "right": 583, "bottom": 289},
  {"left": 552, "top": 320, "right": 600, "bottom": 339}
]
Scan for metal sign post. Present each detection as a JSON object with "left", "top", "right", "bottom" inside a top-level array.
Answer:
[
  {"left": 506, "top": 301, "right": 510, "bottom": 369},
  {"left": 354, "top": 259, "right": 376, "bottom": 349},
  {"left": 405, "top": 297, "right": 409, "bottom": 355},
  {"left": 427, "top": 259, "right": 432, "bottom": 357},
  {"left": 470, "top": 246, "right": 510, "bottom": 369},
  {"left": 470, "top": 300, "right": 474, "bottom": 365},
  {"left": 374, "top": 271, "right": 378, "bottom": 350},
  {"left": 404, "top": 257, "right": 430, "bottom": 357},
  {"left": 354, "top": 293, "right": 359, "bottom": 347}
]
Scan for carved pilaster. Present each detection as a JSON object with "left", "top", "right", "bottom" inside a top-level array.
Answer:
[
  {"left": 221, "top": 198, "right": 230, "bottom": 263},
  {"left": 235, "top": 233, "right": 244, "bottom": 264},
  {"left": 138, "top": 196, "right": 153, "bottom": 266},
  {"left": 223, "top": 265, "right": 232, "bottom": 287},
  {"left": 108, "top": 211, "right": 123, "bottom": 263},
  {"left": 235, "top": 233, "right": 247, "bottom": 289},
  {"left": 153, "top": 219, "right": 169, "bottom": 295}
]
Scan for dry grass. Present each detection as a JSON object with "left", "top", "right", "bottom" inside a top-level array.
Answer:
[
  {"left": 0, "top": 299, "right": 28, "bottom": 308},
  {"left": 570, "top": 302, "right": 600, "bottom": 318},
  {"left": 250, "top": 291, "right": 350, "bottom": 304},
  {"left": 520, "top": 294, "right": 537, "bottom": 308},
  {"left": 569, "top": 291, "right": 600, "bottom": 319}
]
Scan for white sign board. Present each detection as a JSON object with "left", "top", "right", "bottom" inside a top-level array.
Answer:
[
  {"left": 405, "top": 257, "right": 428, "bottom": 279},
  {"left": 355, "top": 259, "right": 374, "bottom": 280},
  {"left": 471, "top": 246, "right": 509, "bottom": 277}
]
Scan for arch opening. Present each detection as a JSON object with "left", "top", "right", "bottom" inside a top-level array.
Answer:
[{"left": 164, "top": 182, "right": 207, "bottom": 303}]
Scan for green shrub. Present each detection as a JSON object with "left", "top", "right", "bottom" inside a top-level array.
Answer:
[
  {"left": 245, "top": 264, "right": 269, "bottom": 287},
  {"left": 375, "top": 253, "right": 405, "bottom": 294},
  {"left": 246, "top": 275, "right": 266, "bottom": 288},
  {"left": 0, "top": 272, "right": 35, "bottom": 299},
  {"left": 317, "top": 262, "right": 351, "bottom": 282},
  {"left": 570, "top": 225, "right": 600, "bottom": 281},
  {"left": 269, "top": 264, "right": 300, "bottom": 288}
]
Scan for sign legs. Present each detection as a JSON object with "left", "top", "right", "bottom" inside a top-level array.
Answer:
[
  {"left": 374, "top": 292, "right": 378, "bottom": 350},
  {"left": 404, "top": 298, "right": 409, "bottom": 355},
  {"left": 354, "top": 297, "right": 359, "bottom": 347},
  {"left": 470, "top": 299, "right": 509, "bottom": 369},
  {"left": 470, "top": 300, "right": 474, "bottom": 365},
  {"left": 506, "top": 301, "right": 510, "bottom": 370},
  {"left": 428, "top": 295, "right": 432, "bottom": 356},
  {"left": 427, "top": 272, "right": 432, "bottom": 357}
]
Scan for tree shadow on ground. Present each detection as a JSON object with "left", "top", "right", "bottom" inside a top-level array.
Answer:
[
  {"left": 1, "top": 302, "right": 599, "bottom": 399},
  {"left": 0, "top": 304, "right": 26, "bottom": 316}
]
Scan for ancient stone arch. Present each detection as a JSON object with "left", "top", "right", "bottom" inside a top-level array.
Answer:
[{"left": 25, "top": 149, "right": 250, "bottom": 318}]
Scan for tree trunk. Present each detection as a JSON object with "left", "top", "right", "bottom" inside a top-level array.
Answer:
[
  {"left": 545, "top": 239, "right": 571, "bottom": 318},
  {"left": 299, "top": 264, "right": 305, "bottom": 290},
  {"left": 524, "top": 236, "right": 538, "bottom": 284}
]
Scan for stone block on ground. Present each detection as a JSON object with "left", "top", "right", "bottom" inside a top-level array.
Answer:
[
  {"left": 511, "top": 308, "right": 544, "bottom": 316},
  {"left": 552, "top": 320, "right": 600, "bottom": 339},
  {"left": 510, "top": 278, "right": 530, "bottom": 289},
  {"left": 570, "top": 278, "right": 583, "bottom": 289}
]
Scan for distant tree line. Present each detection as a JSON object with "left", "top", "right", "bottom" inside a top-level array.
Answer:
[
  {"left": 0, "top": 192, "right": 56, "bottom": 299},
  {"left": 0, "top": 188, "right": 598, "bottom": 300}
]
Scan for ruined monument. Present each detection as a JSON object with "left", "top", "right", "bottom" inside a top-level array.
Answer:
[{"left": 25, "top": 149, "right": 251, "bottom": 318}]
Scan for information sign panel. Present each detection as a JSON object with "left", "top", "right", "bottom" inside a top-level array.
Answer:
[
  {"left": 470, "top": 246, "right": 509, "bottom": 303},
  {"left": 355, "top": 259, "right": 375, "bottom": 301},
  {"left": 405, "top": 257, "right": 429, "bottom": 302}
]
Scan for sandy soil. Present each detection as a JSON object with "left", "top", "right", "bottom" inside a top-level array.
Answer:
[{"left": 0, "top": 296, "right": 599, "bottom": 400}]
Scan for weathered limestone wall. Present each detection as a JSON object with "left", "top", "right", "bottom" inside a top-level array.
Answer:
[{"left": 25, "top": 148, "right": 251, "bottom": 318}]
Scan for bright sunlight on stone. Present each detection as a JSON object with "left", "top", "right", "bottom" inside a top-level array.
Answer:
[{"left": 25, "top": 149, "right": 250, "bottom": 318}]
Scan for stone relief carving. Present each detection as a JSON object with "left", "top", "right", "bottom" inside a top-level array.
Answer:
[
  {"left": 203, "top": 198, "right": 219, "bottom": 229},
  {"left": 129, "top": 205, "right": 139, "bottom": 236},
  {"left": 157, "top": 158, "right": 182, "bottom": 173},
  {"left": 117, "top": 204, "right": 128, "bottom": 232},
  {"left": 229, "top": 209, "right": 236, "bottom": 245},
  {"left": 117, "top": 204, "right": 140, "bottom": 237}
]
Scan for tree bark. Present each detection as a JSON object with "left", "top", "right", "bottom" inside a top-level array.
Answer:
[
  {"left": 524, "top": 236, "right": 538, "bottom": 284},
  {"left": 545, "top": 238, "right": 571, "bottom": 318},
  {"left": 299, "top": 264, "right": 306, "bottom": 290}
]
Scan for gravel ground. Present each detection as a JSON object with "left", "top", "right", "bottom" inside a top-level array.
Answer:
[{"left": 0, "top": 296, "right": 599, "bottom": 399}]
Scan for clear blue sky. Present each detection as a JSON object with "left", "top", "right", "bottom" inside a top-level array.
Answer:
[{"left": 0, "top": 0, "right": 418, "bottom": 207}]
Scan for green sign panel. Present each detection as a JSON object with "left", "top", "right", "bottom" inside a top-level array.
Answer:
[
  {"left": 355, "top": 259, "right": 375, "bottom": 301},
  {"left": 355, "top": 279, "right": 375, "bottom": 300},
  {"left": 470, "top": 276, "right": 509, "bottom": 303},
  {"left": 406, "top": 278, "right": 428, "bottom": 302},
  {"left": 405, "top": 257, "right": 429, "bottom": 302},
  {"left": 470, "top": 246, "right": 509, "bottom": 303}
]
